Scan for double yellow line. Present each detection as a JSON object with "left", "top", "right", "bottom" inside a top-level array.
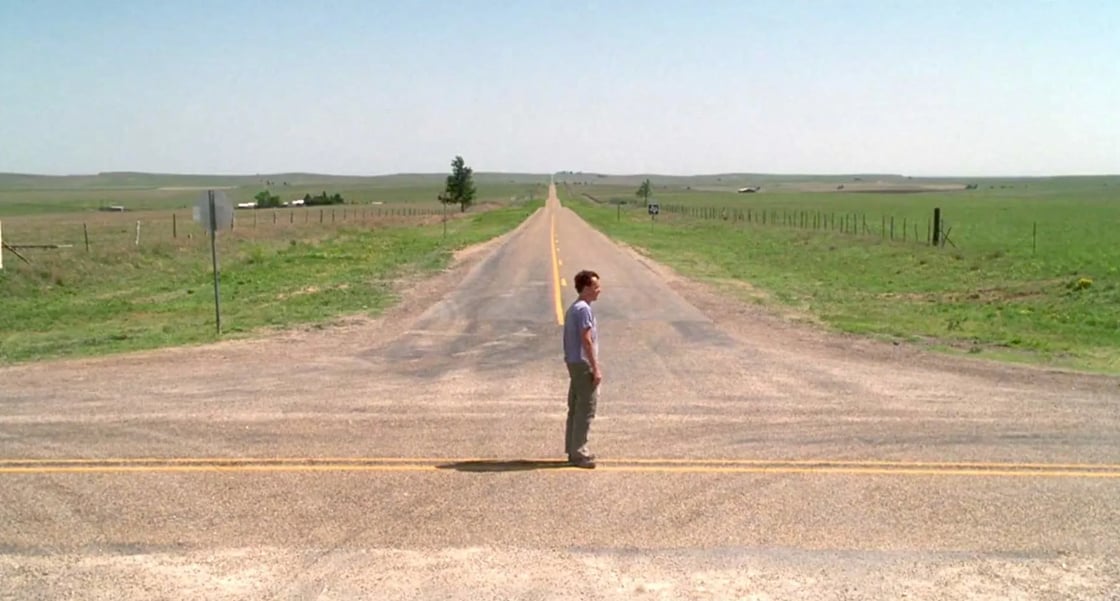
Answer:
[
  {"left": 549, "top": 205, "right": 564, "bottom": 326},
  {"left": 3, "top": 456, "right": 1120, "bottom": 478}
]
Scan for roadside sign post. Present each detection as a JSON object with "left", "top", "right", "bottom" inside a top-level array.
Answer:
[
  {"left": 208, "top": 193, "right": 221, "bottom": 334},
  {"left": 648, "top": 201, "right": 659, "bottom": 229},
  {"left": 193, "top": 190, "right": 233, "bottom": 334}
]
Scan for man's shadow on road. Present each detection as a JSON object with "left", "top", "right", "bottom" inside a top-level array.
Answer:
[{"left": 437, "top": 460, "right": 573, "bottom": 473}]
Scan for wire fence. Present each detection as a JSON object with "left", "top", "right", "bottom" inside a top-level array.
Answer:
[
  {"left": 0, "top": 205, "right": 451, "bottom": 268},
  {"left": 575, "top": 186, "right": 1065, "bottom": 258},
  {"left": 653, "top": 202, "right": 955, "bottom": 247}
]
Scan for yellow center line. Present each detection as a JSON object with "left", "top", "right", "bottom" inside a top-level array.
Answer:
[
  {"left": 2, "top": 457, "right": 1120, "bottom": 478},
  {"left": 592, "top": 466, "right": 1120, "bottom": 478},
  {"left": 0, "top": 465, "right": 441, "bottom": 474},
  {"left": 1, "top": 464, "right": 1118, "bottom": 478},
  {"left": 5, "top": 456, "right": 1119, "bottom": 470},
  {"left": 0, "top": 456, "right": 459, "bottom": 465},
  {"left": 596, "top": 457, "right": 1120, "bottom": 470},
  {"left": 549, "top": 212, "right": 564, "bottom": 326}
]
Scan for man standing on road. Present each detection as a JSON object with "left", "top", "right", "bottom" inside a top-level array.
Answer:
[{"left": 563, "top": 270, "right": 602, "bottom": 469}]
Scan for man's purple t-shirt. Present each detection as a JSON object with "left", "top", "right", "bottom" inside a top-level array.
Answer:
[{"left": 563, "top": 299, "right": 597, "bottom": 365}]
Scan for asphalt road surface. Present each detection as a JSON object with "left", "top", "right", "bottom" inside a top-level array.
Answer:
[{"left": 2, "top": 185, "right": 1119, "bottom": 600}]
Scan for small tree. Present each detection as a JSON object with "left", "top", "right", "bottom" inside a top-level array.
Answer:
[
  {"left": 636, "top": 178, "right": 652, "bottom": 206},
  {"left": 254, "top": 189, "right": 281, "bottom": 208},
  {"left": 440, "top": 155, "right": 476, "bottom": 212}
]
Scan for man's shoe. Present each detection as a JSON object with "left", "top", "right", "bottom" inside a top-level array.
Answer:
[{"left": 569, "top": 456, "right": 596, "bottom": 469}]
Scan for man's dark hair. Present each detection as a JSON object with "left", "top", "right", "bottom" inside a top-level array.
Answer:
[{"left": 574, "top": 270, "right": 599, "bottom": 293}]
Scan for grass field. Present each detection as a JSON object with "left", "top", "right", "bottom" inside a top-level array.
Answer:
[
  {"left": 4, "top": 171, "right": 1117, "bottom": 372},
  {"left": 0, "top": 173, "right": 545, "bottom": 364},
  {"left": 559, "top": 176, "right": 1120, "bottom": 374},
  {"left": 0, "top": 172, "right": 547, "bottom": 216}
]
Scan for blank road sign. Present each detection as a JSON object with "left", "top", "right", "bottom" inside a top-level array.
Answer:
[{"left": 193, "top": 191, "right": 234, "bottom": 232}]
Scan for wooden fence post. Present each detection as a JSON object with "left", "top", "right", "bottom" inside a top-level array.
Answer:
[{"left": 932, "top": 208, "right": 941, "bottom": 246}]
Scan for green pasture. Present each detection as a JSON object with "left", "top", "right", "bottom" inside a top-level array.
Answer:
[
  {"left": 0, "top": 174, "right": 544, "bottom": 363},
  {"left": 3, "top": 170, "right": 1116, "bottom": 372},
  {"left": 560, "top": 178, "right": 1120, "bottom": 373},
  {"left": 0, "top": 172, "right": 547, "bottom": 217}
]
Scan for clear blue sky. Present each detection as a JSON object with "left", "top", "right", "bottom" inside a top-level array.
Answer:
[{"left": 1, "top": 0, "right": 1117, "bottom": 176}]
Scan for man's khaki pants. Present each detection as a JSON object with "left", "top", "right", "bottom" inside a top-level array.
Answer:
[{"left": 565, "top": 362, "right": 599, "bottom": 460}]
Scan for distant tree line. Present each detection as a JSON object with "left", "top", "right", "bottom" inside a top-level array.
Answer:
[
  {"left": 252, "top": 189, "right": 345, "bottom": 208},
  {"left": 303, "top": 191, "right": 345, "bottom": 206}
]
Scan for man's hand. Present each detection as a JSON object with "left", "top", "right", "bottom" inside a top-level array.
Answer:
[{"left": 591, "top": 366, "right": 603, "bottom": 388}]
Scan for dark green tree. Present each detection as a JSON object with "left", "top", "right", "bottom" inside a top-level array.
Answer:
[
  {"left": 254, "top": 189, "right": 281, "bottom": 208},
  {"left": 440, "top": 155, "right": 476, "bottom": 212},
  {"left": 636, "top": 178, "right": 652, "bottom": 206}
]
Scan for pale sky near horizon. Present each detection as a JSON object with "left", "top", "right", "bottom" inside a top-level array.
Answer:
[{"left": 1, "top": 0, "right": 1117, "bottom": 177}]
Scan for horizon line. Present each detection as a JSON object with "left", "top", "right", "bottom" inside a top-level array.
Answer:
[{"left": 2, "top": 170, "right": 1118, "bottom": 180}]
